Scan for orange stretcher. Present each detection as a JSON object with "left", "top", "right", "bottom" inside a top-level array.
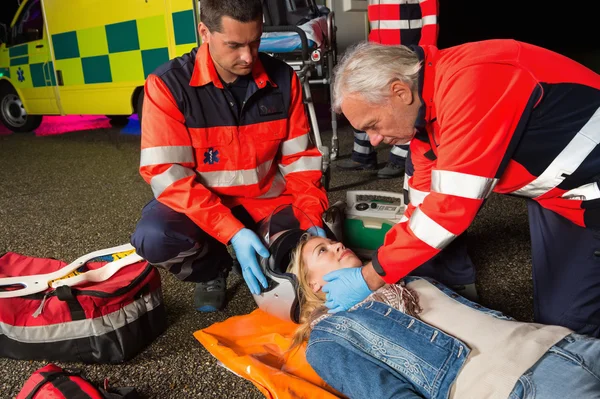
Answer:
[{"left": 194, "top": 309, "right": 342, "bottom": 399}]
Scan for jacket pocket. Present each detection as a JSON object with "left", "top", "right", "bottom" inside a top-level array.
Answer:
[
  {"left": 250, "top": 121, "right": 287, "bottom": 142},
  {"left": 190, "top": 127, "right": 236, "bottom": 185},
  {"left": 189, "top": 126, "right": 234, "bottom": 148},
  {"left": 243, "top": 121, "right": 287, "bottom": 166},
  {"left": 257, "top": 92, "right": 285, "bottom": 117}
]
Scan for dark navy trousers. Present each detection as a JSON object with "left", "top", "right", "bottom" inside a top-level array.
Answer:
[
  {"left": 130, "top": 200, "right": 301, "bottom": 283},
  {"left": 351, "top": 128, "right": 407, "bottom": 166},
  {"left": 409, "top": 197, "right": 600, "bottom": 337},
  {"left": 404, "top": 147, "right": 600, "bottom": 336},
  {"left": 130, "top": 199, "right": 247, "bottom": 283},
  {"left": 404, "top": 147, "right": 478, "bottom": 288},
  {"left": 527, "top": 199, "right": 600, "bottom": 337},
  {"left": 409, "top": 233, "right": 477, "bottom": 288}
]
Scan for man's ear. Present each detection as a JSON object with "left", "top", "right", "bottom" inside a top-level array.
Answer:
[
  {"left": 390, "top": 80, "right": 415, "bottom": 105},
  {"left": 198, "top": 23, "right": 210, "bottom": 44}
]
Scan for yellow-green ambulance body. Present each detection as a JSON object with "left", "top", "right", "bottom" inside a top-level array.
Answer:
[{"left": 0, "top": 0, "right": 199, "bottom": 132}]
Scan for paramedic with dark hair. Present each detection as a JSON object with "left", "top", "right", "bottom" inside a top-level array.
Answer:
[{"left": 130, "top": 0, "right": 328, "bottom": 312}]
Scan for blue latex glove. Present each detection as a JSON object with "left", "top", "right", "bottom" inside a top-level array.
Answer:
[
  {"left": 322, "top": 267, "right": 372, "bottom": 313},
  {"left": 307, "top": 226, "right": 327, "bottom": 238},
  {"left": 230, "top": 228, "right": 270, "bottom": 295}
]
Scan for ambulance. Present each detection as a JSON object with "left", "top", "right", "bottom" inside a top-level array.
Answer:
[{"left": 0, "top": 0, "right": 200, "bottom": 132}]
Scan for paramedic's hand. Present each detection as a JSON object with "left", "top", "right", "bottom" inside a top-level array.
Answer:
[
  {"left": 231, "top": 228, "right": 270, "bottom": 295},
  {"left": 307, "top": 226, "right": 327, "bottom": 238},
  {"left": 322, "top": 267, "right": 372, "bottom": 313}
]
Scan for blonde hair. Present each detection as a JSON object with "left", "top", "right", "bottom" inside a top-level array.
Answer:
[
  {"left": 332, "top": 41, "right": 422, "bottom": 112},
  {"left": 286, "top": 234, "right": 327, "bottom": 352},
  {"left": 285, "top": 235, "right": 422, "bottom": 355}
]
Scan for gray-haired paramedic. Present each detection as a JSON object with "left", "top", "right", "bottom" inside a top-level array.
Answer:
[{"left": 322, "top": 40, "right": 600, "bottom": 337}]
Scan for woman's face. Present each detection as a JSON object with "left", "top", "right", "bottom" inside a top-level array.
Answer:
[{"left": 302, "top": 237, "right": 362, "bottom": 293}]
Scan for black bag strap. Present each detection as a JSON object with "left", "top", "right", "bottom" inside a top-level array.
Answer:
[
  {"left": 56, "top": 285, "right": 86, "bottom": 321},
  {"left": 25, "top": 371, "right": 93, "bottom": 399}
]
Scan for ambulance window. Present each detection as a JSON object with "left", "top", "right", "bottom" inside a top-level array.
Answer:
[{"left": 10, "top": 0, "right": 43, "bottom": 46}]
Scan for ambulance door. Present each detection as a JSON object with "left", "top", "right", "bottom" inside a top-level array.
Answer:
[
  {"left": 166, "top": 0, "right": 201, "bottom": 58},
  {"left": 5, "top": 0, "right": 60, "bottom": 115}
]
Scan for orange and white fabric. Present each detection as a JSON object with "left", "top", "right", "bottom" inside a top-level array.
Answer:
[
  {"left": 373, "top": 40, "right": 600, "bottom": 283},
  {"left": 368, "top": 0, "right": 439, "bottom": 46},
  {"left": 194, "top": 309, "right": 341, "bottom": 399},
  {"left": 139, "top": 43, "right": 328, "bottom": 244}
]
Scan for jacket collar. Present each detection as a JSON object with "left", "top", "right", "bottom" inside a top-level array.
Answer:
[
  {"left": 189, "top": 43, "right": 277, "bottom": 89},
  {"left": 411, "top": 45, "right": 438, "bottom": 127}
]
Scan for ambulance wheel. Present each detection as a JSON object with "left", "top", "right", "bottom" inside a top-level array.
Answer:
[
  {"left": 0, "top": 86, "right": 42, "bottom": 133},
  {"left": 106, "top": 115, "right": 129, "bottom": 127}
]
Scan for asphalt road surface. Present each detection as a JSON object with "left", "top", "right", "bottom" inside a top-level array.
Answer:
[{"left": 0, "top": 118, "right": 534, "bottom": 398}]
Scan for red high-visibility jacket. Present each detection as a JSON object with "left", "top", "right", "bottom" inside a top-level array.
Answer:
[
  {"left": 367, "top": 0, "right": 439, "bottom": 46},
  {"left": 373, "top": 40, "right": 600, "bottom": 283},
  {"left": 139, "top": 44, "right": 328, "bottom": 244}
]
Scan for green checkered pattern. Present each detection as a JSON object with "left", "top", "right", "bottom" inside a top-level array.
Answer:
[
  {"left": 8, "top": 43, "right": 57, "bottom": 88},
  {"left": 52, "top": 11, "right": 197, "bottom": 86}
]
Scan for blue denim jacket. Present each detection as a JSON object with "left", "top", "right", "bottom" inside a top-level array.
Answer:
[{"left": 305, "top": 277, "right": 514, "bottom": 399}]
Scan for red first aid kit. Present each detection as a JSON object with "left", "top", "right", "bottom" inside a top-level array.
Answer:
[
  {"left": 0, "top": 251, "right": 167, "bottom": 364},
  {"left": 16, "top": 363, "right": 140, "bottom": 399}
]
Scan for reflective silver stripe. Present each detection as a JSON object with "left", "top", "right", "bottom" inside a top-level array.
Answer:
[
  {"left": 432, "top": 170, "right": 497, "bottom": 200},
  {"left": 280, "top": 156, "right": 322, "bottom": 176},
  {"left": 512, "top": 107, "right": 600, "bottom": 198},
  {"left": 140, "top": 146, "right": 194, "bottom": 167},
  {"left": 409, "top": 208, "right": 456, "bottom": 250},
  {"left": 561, "top": 183, "right": 600, "bottom": 201},
  {"left": 354, "top": 131, "right": 369, "bottom": 141},
  {"left": 174, "top": 245, "right": 208, "bottom": 281},
  {"left": 197, "top": 160, "right": 273, "bottom": 188},
  {"left": 372, "top": 20, "right": 409, "bottom": 30},
  {"left": 353, "top": 142, "right": 374, "bottom": 154},
  {"left": 409, "top": 185, "right": 429, "bottom": 206},
  {"left": 0, "top": 290, "right": 162, "bottom": 343},
  {"left": 390, "top": 145, "right": 408, "bottom": 158},
  {"left": 421, "top": 15, "right": 437, "bottom": 25},
  {"left": 151, "top": 164, "right": 196, "bottom": 198},
  {"left": 403, "top": 173, "right": 411, "bottom": 192},
  {"left": 258, "top": 171, "right": 287, "bottom": 198},
  {"left": 152, "top": 242, "right": 208, "bottom": 282},
  {"left": 281, "top": 133, "right": 309, "bottom": 156},
  {"left": 371, "top": 16, "right": 437, "bottom": 30}
]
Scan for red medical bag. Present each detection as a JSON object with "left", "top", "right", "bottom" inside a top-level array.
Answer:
[{"left": 0, "top": 252, "right": 167, "bottom": 364}]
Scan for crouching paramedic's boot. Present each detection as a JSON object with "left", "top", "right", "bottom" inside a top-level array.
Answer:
[{"left": 194, "top": 270, "right": 228, "bottom": 312}]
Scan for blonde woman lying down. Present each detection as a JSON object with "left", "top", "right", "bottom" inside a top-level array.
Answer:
[{"left": 287, "top": 234, "right": 600, "bottom": 399}]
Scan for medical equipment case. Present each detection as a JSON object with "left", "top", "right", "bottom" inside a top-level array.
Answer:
[
  {"left": 343, "top": 190, "right": 405, "bottom": 258},
  {"left": 0, "top": 252, "right": 167, "bottom": 364}
]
